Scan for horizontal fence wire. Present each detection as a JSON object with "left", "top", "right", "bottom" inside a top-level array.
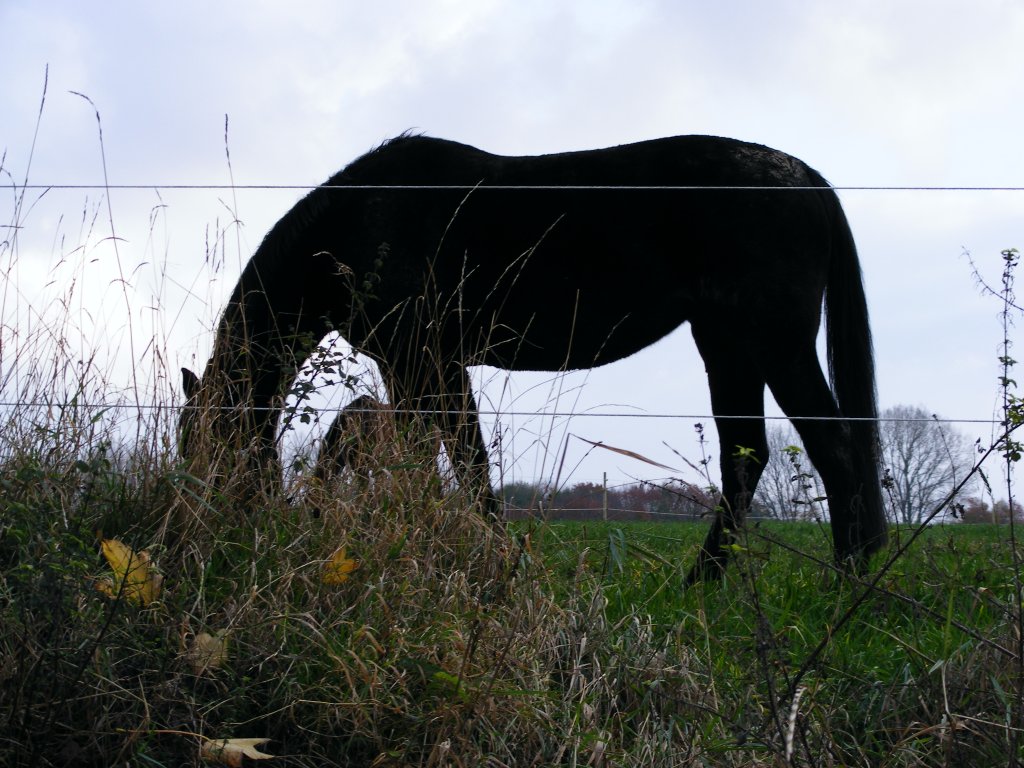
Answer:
[
  {"left": 0, "top": 400, "right": 1006, "bottom": 425},
  {"left": 9, "top": 183, "right": 1024, "bottom": 192},
  {"left": 519, "top": 507, "right": 779, "bottom": 521}
]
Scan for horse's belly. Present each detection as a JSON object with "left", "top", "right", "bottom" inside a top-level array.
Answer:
[{"left": 476, "top": 297, "right": 691, "bottom": 372}]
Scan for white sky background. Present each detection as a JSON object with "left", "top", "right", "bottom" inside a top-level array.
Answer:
[{"left": 1, "top": 0, "right": 1022, "bottom": 496}]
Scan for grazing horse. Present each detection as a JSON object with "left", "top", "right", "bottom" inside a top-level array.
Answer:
[{"left": 180, "top": 133, "right": 886, "bottom": 581}]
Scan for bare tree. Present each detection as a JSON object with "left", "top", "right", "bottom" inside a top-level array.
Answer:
[
  {"left": 753, "top": 423, "right": 825, "bottom": 521},
  {"left": 755, "top": 406, "right": 974, "bottom": 526},
  {"left": 879, "top": 405, "right": 975, "bottom": 524}
]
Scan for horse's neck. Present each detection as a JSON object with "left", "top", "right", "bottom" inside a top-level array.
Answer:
[{"left": 206, "top": 188, "right": 354, "bottom": 422}]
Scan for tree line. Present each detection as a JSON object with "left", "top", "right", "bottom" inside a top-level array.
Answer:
[
  {"left": 502, "top": 477, "right": 714, "bottom": 522},
  {"left": 502, "top": 405, "right": 1021, "bottom": 525}
]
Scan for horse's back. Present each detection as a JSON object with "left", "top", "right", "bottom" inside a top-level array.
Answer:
[
  {"left": 322, "top": 134, "right": 839, "bottom": 372},
  {"left": 339, "top": 134, "right": 826, "bottom": 190}
]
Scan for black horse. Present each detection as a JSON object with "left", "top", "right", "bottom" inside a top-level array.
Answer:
[{"left": 180, "top": 133, "right": 886, "bottom": 581}]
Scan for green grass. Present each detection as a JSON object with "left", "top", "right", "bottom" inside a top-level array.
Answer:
[
  {"left": 3, "top": 411, "right": 1024, "bottom": 767},
  {"left": 522, "top": 519, "right": 1024, "bottom": 763},
  {"left": 0, "top": 348, "right": 1020, "bottom": 766},
  {"left": 536, "top": 518, "right": 1023, "bottom": 678}
]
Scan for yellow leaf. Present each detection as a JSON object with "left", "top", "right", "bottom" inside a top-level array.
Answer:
[
  {"left": 97, "top": 538, "right": 162, "bottom": 605},
  {"left": 322, "top": 547, "right": 359, "bottom": 584},
  {"left": 188, "top": 631, "right": 229, "bottom": 673},
  {"left": 200, "top": 737, "right": 273, "bottom": 766}
]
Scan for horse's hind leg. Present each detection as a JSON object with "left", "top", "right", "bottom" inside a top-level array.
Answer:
[
  {"left": 687, "top": 323, "right": 769, "bottom": 584},
  {"left": 763, "top": 346, "right": 868, "bottom": 569}
]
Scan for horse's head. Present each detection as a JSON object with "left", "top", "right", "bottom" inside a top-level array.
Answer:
[
  {"left": 178, "top": 364, "right": 280, "bottom": 486},
  {"left": 178, "top": 365, "right": 246, "bottom": 459}
]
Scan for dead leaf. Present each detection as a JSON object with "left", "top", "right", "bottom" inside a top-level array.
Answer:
[
  {"left": 97, "top": 538, "right": 162, "bottom": 605},
  {"left": 574, "top": 435, "right": 679, "bottom": 472},
  {"left": 322, "top": 547, "right": 359, "bottom": 584},
  {"left": 200, "top": 736, "right": 273, "bottom": 766},
  {"left": 188, "top": 631, "right": 229, "bottom": 673}
]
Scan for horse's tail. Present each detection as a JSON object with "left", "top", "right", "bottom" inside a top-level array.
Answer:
[{"left": 824, "top": 196, "right": 888, "bottom": 555}]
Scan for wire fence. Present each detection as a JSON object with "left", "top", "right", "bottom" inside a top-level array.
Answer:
[
  {"left": 0, "top": 400, "right": 1007, "bottom": 426},
  {"left": 11, "top": 183, "right": 1024, "bottom": 192},
  {"left": 508, "top": 506, "right": 782, "bottom": 521},
  {"left": 3, "top": 178, "right": 1017, "bottom": 501}
]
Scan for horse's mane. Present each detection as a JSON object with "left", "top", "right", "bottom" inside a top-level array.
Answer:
[
  {"left": 376, "top": 129, "right": 426, "bottom": 150},
  {"left": 233, "top": 178, "right": 336, "bottom": 300},
  {"left": 245, "top": 132, "right": 429, "bottom": 280}
]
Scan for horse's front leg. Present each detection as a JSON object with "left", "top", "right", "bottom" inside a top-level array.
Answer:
[
  {"left": 436, "top": 367, "right": 501, "bottom": 518},
  {"left": 686, "top": 323, "right": 769, "bottom": 584}
]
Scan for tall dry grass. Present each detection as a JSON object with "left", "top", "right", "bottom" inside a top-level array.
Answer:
[{"left": 4, "top": 95, "right": 1024, "bottom": 764}]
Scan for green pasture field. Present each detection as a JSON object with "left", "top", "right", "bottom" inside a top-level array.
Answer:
[
  {"left": 530, "top": 518, "right": 1018, "bottom": 674},
  {"left": 529, "top": 519, "right": 1016, "bottom": 640},
  {"left": 525, "top": 518, "right": 1024, "bottom": 762}
]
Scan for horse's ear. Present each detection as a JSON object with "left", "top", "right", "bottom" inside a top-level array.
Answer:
[{"left": 181, "top": 367, "right": 200, "bottom": 399}]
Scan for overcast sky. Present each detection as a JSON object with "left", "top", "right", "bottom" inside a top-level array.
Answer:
[{"left": 2, "top": 1, "right": 1023, "bottom": 493}]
